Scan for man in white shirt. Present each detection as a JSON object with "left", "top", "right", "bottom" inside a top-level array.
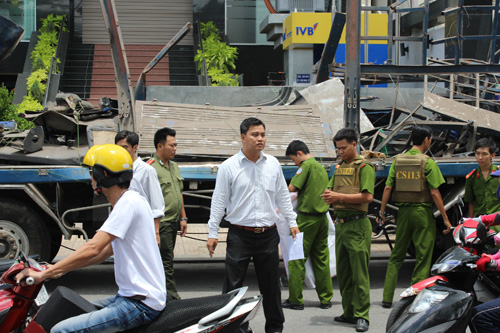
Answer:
[
  {"left": 207, "top": 117, "right": 300, "bottom": 333},
  {"left": 115, "top": 130, "right": 165, "bottom": 246},
  {"left": 16, "top": 144, "right": 166, "bottom": 332}
]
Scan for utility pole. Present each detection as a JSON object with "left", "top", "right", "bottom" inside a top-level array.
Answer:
[{"left": 344, "top": 0, "right": 361, "bottom": 133}]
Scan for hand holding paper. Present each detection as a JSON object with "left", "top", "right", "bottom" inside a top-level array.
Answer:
[{"left": 287, "top": 232, "right": 304, "bottom": 261}]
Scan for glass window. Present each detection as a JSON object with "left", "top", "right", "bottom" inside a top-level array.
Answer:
[{"left": 0, "top": 0, "right": 36, "bottom": 41}]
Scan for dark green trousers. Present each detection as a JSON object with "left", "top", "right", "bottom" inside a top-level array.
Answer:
[
  {"left": 335, "top": 217, "right": 371, "bottom": 322},
  {"left": 382, "top": 206, "right": 436, "bottom": 303},
  {"left": 288, "top": 214, "right": 333, "bottom": 305},
  {"left": 160, "top": 220, "right": 180, "bottom": 300}
]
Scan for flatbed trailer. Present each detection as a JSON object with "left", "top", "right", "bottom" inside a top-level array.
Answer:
[{"left": 0, "top": 157, "right": 477, "bottom": 262}]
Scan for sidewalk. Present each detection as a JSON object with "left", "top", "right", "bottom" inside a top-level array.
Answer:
[{"left": 55, "top": 224, "right": 395, "bottom": 261}]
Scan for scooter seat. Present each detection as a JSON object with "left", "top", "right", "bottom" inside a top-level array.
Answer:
[{"left": 129, "top": 293, "right": 235, "bottom": 333}]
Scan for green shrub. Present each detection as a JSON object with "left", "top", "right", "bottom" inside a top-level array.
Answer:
[
  {"left": 194, "top": 21, "right": 239, "bottom": 86},
  {"left": 16, "top": 14, "right": 66, "bottom": 120},
  {"left": 0, "top": 84, "right": 34, "bottom": 130}
]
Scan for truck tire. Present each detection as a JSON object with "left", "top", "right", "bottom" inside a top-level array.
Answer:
[
  {"left": 49, "top": 230, "right": 63, "bottom": 262},
  {"left": 0, "top": 200, "right": 51, "bottom": 261},
  {"left": 386, "top": 296, "right": 416, "bottom": 332}
]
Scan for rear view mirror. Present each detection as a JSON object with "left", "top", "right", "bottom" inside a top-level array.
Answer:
[
  {"left": 477, "top": 221, "right": 487, "bottom": 243},
  {"left": 456, "top": 196, "right": 464, "bottom": 219}
]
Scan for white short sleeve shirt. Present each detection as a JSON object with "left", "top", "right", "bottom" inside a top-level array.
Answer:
[{"left": 98, "top": 190, "right": 166, "bottom": 311}]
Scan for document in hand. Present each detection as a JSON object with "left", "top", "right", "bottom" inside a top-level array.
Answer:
[{"left": 287, "top": 232, "right": 305, "bottom": 261}]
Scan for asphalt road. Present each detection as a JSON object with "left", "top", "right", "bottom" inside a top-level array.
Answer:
[{"left": 45, "top": 259, "right": 415, "bottom": 333}]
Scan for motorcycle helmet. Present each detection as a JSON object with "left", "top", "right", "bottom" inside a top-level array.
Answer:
[{"left": 83, "top": 144, "right": 133, "bottom": 188}]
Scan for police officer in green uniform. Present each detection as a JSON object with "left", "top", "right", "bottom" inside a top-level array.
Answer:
[
  {"left": 148, "top": 127, "right": 188, "bottom": 301},
  {"left": 379, "top": 125, "right": 451, "bottom": 309},
  {"left": 321, "top": 128, "right": 374, "bottom": 333},
  {"left": 464, "top": 138, "right": 500, "bottom": 227},
  {"left": 282, "top": 140, "right": 333, "bottom": 310}
]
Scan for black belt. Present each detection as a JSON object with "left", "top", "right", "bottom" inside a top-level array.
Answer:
[
  {"left": 232, "top": 224, "right": 276, "bottom": 233},
  {"left": 335, "top": 214, "right": 367, "bottom": 224},
  {"left": 297, "top": 211, "right": 326, "bottom": 216},
  {"left": 127, "top": 295, "right": 146, "bottom": 301}
]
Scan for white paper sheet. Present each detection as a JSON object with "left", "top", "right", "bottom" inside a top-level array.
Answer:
[{"left": 287, "top": 232, "right": 305, "bottom": 261}]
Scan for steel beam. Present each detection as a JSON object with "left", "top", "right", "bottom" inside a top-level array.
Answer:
[
  {"left": 360, "top": 64, "right": 500, "bottom": 75},
  {"left": 99, "top": 0, "right": 135, "bottom": 131},
  {"left": 316, "top": 12, "right": 346, "bottom": 84}
]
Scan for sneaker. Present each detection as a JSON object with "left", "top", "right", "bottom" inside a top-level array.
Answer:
[
  {"left": 320, "top": 302, "right": 332, "bottom": 309},
  {"left": 382, "top": 301, "right": 392, "bottom": 309},
  {"left": 334, "top": 315, "right": 354, "bottom": 324},
  {"left": 282, "top": 299, "right": 304, "bottom": 310},
  {"left": 355, "top": 318, "right": 369, "bottom": 332}
]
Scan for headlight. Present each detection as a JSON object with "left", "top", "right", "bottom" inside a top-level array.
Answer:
[
  {"left": 433, "top": 260, "right": 460, "bottom": 274},
  {"left": 408, "top": 288, "right": 449, "bottom": 313}
]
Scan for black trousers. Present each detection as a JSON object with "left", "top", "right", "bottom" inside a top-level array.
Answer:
[{"left": 223, "top": 224, "right": 284, "bottom": 333}]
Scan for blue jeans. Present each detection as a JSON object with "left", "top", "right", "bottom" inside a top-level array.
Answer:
[
  {"left": 51, "top": 295, "right": 161, "bottom": 333},
  {"left": 471, "top": 297, "right": 500, "bottom": 333}
]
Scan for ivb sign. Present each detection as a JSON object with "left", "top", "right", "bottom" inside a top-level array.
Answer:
[
  {"left": 296, "top": 23, "right": 319, "bottom": 36},
  {"left": 283, "top": 13, "right": 331, "bottom": 50}
]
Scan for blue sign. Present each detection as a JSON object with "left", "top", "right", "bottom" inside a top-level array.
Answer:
[{"left": 297, "top": 74, "right": 310, "bottom": 84}]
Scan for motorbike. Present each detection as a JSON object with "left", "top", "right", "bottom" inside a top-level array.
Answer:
[
  {"left": 0, "top": 253, "right": 48, "bottom": 333},
  {"left": 386, "top": 219, "right": 500, "bottom": 333},
  {"left": 0, "top": 254, "right": 262, "bottom": 333}
]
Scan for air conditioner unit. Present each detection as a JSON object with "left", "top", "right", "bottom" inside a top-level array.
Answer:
[{"left": 275, "top": 0, "right": 326, "bottom": 13}]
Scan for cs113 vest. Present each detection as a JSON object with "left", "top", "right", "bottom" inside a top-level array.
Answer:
[
  {"left": 391, "top": 153, "right": 432, "bottom": 203},
  {"left": 332, "top": 158, "right": 372, "bottom": 212}
]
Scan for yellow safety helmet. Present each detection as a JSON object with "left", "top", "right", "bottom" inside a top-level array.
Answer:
[{"left": 83, "top": 144, "right": 133, "bottom": 188}]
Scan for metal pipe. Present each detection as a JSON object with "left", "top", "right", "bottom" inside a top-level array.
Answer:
[
  {"left": 476, "top": 73, "right": 480, "bottom": 108},
  {"left": 61, "top": 203, "right": 112, "bottom": 241}
]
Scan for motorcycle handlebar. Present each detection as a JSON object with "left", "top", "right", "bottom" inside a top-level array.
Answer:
[{"left": 25, "top": 277, "right": 34, "bottom": 285}]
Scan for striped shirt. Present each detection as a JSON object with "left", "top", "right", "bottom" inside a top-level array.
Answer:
[{"left": 208, "top": 150, "right": 297, "bottom": 239}]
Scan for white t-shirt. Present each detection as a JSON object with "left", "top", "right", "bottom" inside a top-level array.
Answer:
[
  {"left": 98, "top": 190, "right": 166, "bottom": 311},
  {"left": 130, "top": 158, "right": 165, "bottom": 219}
]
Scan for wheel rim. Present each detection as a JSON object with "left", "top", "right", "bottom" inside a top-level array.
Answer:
[{"left": 0, "top": 220, "right": 30, "bottom": 259}]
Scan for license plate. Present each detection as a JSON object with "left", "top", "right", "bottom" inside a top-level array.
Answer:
[{"left": 35, "top": 285, "right": 49, "bottom": 306}]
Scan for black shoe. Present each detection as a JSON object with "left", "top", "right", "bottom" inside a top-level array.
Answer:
[
  {"left": 334, "top": 315, "right": 354, "bottom": 324},
  {"left": 382, "top": 301, "right": 392, "bottom": 309},
  {"left": 355, "top": 318, "right": 369, "bottom": 332},
  {"left": 282, "top": 299, "right": 304, "bottom": 310},
  {"left": 320, "top": 301, "right": 332, "bottom": 309}
]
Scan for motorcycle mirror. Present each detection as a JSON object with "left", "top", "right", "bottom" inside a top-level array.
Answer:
[
  {"left": 477, "top": 221, "right": 487, "bottom": 243},
  {"left": 459, "top": 224, "right": 467, "bottom": 245},
  {"left": 494, "top": 213, "right": 500, "bottom": 227},
  {"left": 456, "top": 196, "right": 464, "bottom": 219}
]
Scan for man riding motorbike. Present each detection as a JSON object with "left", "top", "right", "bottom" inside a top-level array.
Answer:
[
  {"left": 15, "top": 144, "right": 166, "bottom": 332},
  {"left": 470, "top": 168, "right": 500, "bottom": 333}
]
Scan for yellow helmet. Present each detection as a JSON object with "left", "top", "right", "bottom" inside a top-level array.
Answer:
[{"left": 83, "top": 144, "right": 133, "bottom": 188}]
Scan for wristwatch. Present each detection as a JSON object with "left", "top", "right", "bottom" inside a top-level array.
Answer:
[
  {"left": 180, "top": 217, "right": 188, "bottom": 222},
  {"left": 378, "top": 211, "right": 386, "bottom": 218}
]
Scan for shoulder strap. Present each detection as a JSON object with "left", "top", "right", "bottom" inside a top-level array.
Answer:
[
  {"left": 146, "top": 159, "right": 155, "bottom": 165},
  {"left": 465, "top": 168, "right": 476, "bottom": 179}
]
